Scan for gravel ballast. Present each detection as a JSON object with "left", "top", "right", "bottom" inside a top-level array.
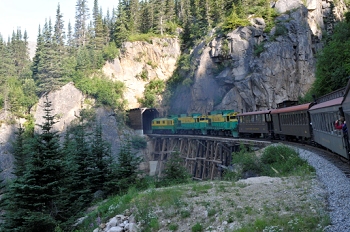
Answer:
[{"left": 298, "top": 148, "right": 350, "bottom": 232}]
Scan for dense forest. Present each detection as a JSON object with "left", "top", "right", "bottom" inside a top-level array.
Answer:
[{"left": 1, "top": 0, "right": 350, "bottom": 231}]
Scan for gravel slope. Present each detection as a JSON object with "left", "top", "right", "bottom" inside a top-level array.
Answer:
[{"left": 298, "top": 148, "right": 350, "bottom": 232}]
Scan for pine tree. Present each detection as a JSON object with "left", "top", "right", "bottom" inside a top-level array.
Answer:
[
  {"left": 113, "top": 1, "right": 129, "bottom": 48},
  {"left": 9, "top": 29, "right": 31, "bottom": 78},
  {"left": 66, "top": 21, "right": 76, "bottom": 54},
  {"left": 92, "top": 0, "right": 106, "bottom": 51},
  {"left": 88, "top": 122, "right": 111, "bottom": 195},
  {"left": 66, "top": 120, "right": 92, "bottom": 212},
  {"left": 114, "top": 142, "right": 142, "bottom": 194},
  {"left": 74, "top": 0, "right": 90, "bottom": 47},
  {"left": 161, "top": 151, "right": 191, "bottom": 186},
  {"left": 139, "top": 0, "right": 154, "bottom": 34},
  {"left": 2, "top": 96, "right": 63, "bottom": 231},
  {"left": 53, "top": 3, "right": 66, "bottom": 50},
  {"left": 11, "top": 126, "right": 27, "bottom": 176},
  {"left": 154, "top": 0, "right": 166, "bottom": 35},
  {"left": 35, "top": 19, "right": 65, "bottom": 93},
  {"left": 1, "top": 126, "right": 30, "bottom": 231},
  {"left": 126, "top": 0, "right": 140, "bottom": 35}
]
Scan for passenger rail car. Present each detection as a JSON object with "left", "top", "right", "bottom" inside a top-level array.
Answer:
[
  {"left": 309, "top": 97, "right": 348, "bottom": 159},
  {"left": 270, "top": 103, "right": 314, "bottom": 142},
  {"left": 237, "top": 110, "right": 272, "bottom": 138}
]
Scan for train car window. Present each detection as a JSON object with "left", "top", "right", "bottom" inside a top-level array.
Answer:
[
  {"left": 297, "top": 114, "right": 300, "bottom": 125},
  {"left": 300, "top": 113, "right": 304, "bottom": 125},
  {"left": 316, "top": 114, "right": 321, "bottom": 130},
  {"left": 266, "top": 114, "right": 271, "bottom": 122}
]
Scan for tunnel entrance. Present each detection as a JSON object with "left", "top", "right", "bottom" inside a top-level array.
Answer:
[{"left": 128, "top": 108, "right": 159, "bottom": 134}]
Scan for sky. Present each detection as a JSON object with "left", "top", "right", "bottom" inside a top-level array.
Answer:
[{"left": 0, "top": 0, "right": 117, "bottom": 42}]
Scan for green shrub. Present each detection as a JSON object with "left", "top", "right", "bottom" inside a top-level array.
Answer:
[
  {"left": 161, "top": 151, "right": 191, "bottom": 186},
  {"left": 182, "top": 78, "right": 193, "bottom": 87},
  {"left": 103, "top": 42, "right": 120, "bottom": 62},
  {"left": 128, "top": 32, "right": 158, "bottom": 43},
  {"left": 168, "top": 223, "right": 179, "bottom": 231},
  {"left": 140, "top": 69, "right": 148, "bottom": 81},
  {"left": 138, "top": 79, "right": 165, "bottom": 107},
  {"left": 74, "top": 74, "right": 125, "bottom": 109},
  {"left": 131, "top": 135, "right": 147, "bottom": 150},
  {"left": 192, "top": 222, "right": 203, "bottom": 232},
  {"left": 180, "top": 210, "right": 191, "bottom": 218},
  {"left": 260, "top": 145, "right": 315, "bottom": 176},
  {"left": 254, "top": 42, "right": 265, "bottom": 57}
]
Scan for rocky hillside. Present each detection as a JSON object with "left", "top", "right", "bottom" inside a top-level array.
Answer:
[
  {"left": 170, "top": 0, "right": 348, "bottom": 114},
  {"left": 102, "top": 37, "right": 181, "bottom": 109}
]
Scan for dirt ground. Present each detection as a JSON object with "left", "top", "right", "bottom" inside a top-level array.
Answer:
[{"left": 152, "top": 176, "right": 328, "bottom": 232}]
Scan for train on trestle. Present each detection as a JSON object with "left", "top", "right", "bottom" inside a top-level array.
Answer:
[{"left": 151, "top": 80, "right": 350, "bottom": 161}]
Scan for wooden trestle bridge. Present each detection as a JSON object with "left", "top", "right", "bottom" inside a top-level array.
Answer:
[{"left": 148, "top": 135, "right": 271, "bottom": 180}]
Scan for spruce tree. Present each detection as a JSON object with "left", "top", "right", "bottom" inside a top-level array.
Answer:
[
  {"left": 92, "top": 0, "right": 106, "bottom": 51},
  {"left": 162, "top": 151, "right": 191, "bottom": 186},
  {"left": 1, "top": 126, "right": 30, "bottom": 231},
  {"left": 65, "top": 120, "right": 92, "bottom": 214},
  {"left": 74, "top": 0, "right": 90, "bottom": 47},
  {"left": 35, "top": 19, "right": 65, "bottom": 93},
  {"left": 88, "top": 122, "right": 111, "bottom": 195},
  {"left": 113, "top": 1, "right": 129, "bottom": 48},
  {"left": 2, "top": 96, "right": 63, "bottom": 231},
  {"left": 114, "top": 142, "right": 142, "bottom": 194}
]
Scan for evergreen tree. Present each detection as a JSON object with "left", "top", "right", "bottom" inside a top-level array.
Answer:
[
  {"left": 31, "top": 26, "right": 44, "bottom": 81},
  {"left": 139, "top": 0, "right": 154, "bottom": 34},
  {"left": 9, "top": 29, "right": 31, "bottom": 78},
  {"left": 34, "top": 19, "right": 65, "bottom": 93},
  {"left": 126, "top": 0, "right": 140, "bottom": 35},
  {"left": 88, "top": 122, "right": 111, "bottom": 195},
  {"left": 114, "top": 142, "right": 142, "bottom": 194},
  {"left": 66, "top": 21, "right": 76, "bottom": 54},
  {"left": 65, "top": 120, "right": 92, "bottom": 213},
  {"left": 53, "top": 3, "right": 66, "bottom": 49},
  {"left": 161, "top": 151, "right": 191, "bottom": 185},
  {"left": 2, "top": 96, "right": 63, "bottom": 231},
  {"left": 11, "top": 126, "right": 27, "bottom": 176},
  {"left": 1, "top": 126, "right": 30, "bottom": 231},
  {"left": 154, "top": 0, "right": 166, "bottom": 35},
  {"left": 92, "top": 0, "right": 106, "bottom": 51},
  {"left": 74, "top": 0, "right": 90, "bottom": 47},
  {"left": 113, "top": 1, "right": 129, "bottom": 47},
  {"left": 311, "top": 16, "right": 350, "bottom": 97}
]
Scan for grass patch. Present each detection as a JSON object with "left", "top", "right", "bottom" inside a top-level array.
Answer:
[
  {"left": 236, "top": 213, "right": 330, "bottom": 232},
  {"left": 224, "top": 144, "right": 315, "bottom": 181}
]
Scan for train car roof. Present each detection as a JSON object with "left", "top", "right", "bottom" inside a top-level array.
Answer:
[
  {"left": 309, "top": 97, "right": 343, "bottom": 111},
  {"left": 237, "top": 110, "right": 271, "bottom": 116},
  {"left": 270, "top": 103, "right": 312, "bottom": 114}
]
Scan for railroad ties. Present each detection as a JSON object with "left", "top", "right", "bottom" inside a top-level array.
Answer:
[{"left": 148, "top": 134, "right": 271, "bottom": 180}]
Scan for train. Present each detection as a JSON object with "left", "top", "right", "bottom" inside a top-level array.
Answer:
[
  {"left": 151, "top": 80, "right": 350, "bottom": 160},
  {"left": 151, "top": 110, "right": 239, "bottom": 137}
]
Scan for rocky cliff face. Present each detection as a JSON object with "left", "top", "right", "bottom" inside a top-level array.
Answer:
[
  {"left": 102, "top": 37, "right": 181, "bottom": 109},
  {"left": 33, "top": 82, "right": 134, "bottom": 156},
  {"left": 170, "top": 0, "right": 348, "bottom": 114}
]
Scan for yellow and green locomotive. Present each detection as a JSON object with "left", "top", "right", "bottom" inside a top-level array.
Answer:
[{"left": 151, "top": 110, "right": 239, "bottom": 137}]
